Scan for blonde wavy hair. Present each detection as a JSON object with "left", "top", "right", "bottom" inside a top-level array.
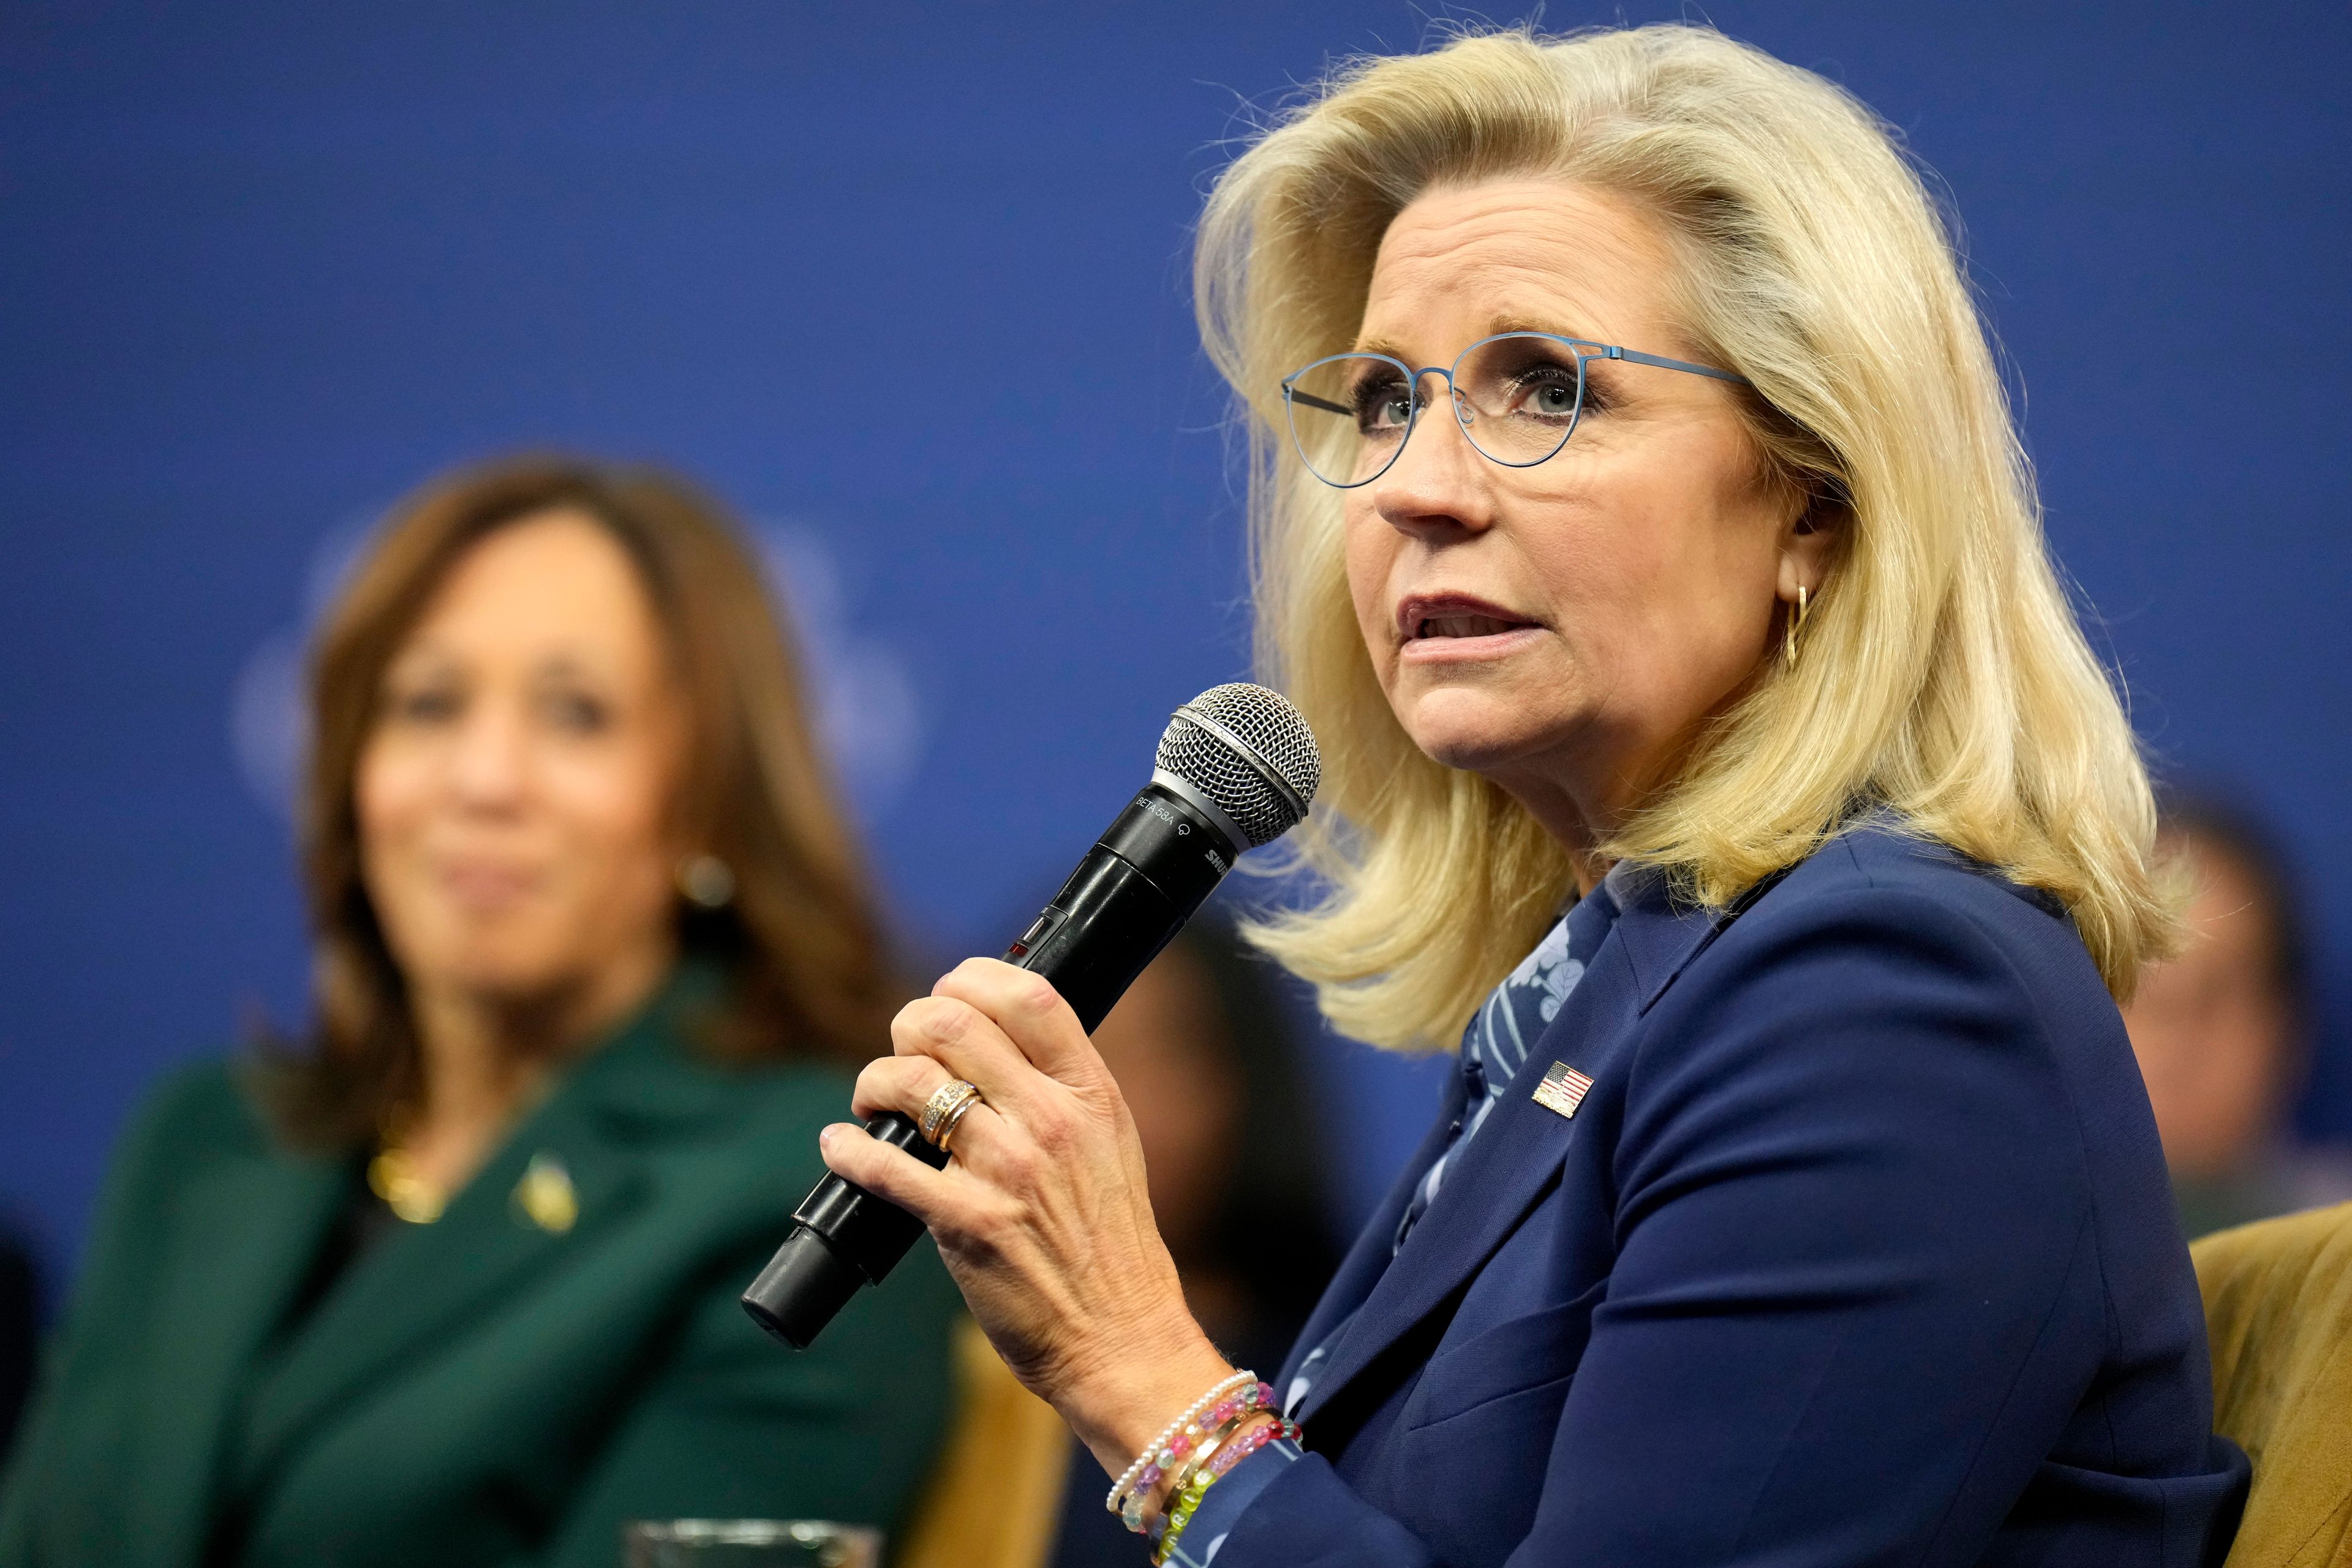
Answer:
[{"left": 1197, "top": 24, "right": 2173, "bottom": 1051}]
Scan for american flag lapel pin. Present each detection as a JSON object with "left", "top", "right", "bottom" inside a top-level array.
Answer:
[{"left": 1532, "top": 1061, "right": 1594, "bottom": 1120}]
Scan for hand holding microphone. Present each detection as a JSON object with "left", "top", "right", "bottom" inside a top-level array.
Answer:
[{"left": 742, "top": 684, "right": 1318, "bottom": 1469}]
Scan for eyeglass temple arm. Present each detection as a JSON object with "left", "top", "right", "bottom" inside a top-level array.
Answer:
[
  {"left": 1283, "top": 385, "right": 1357, "bottom": 417},
  {"left": 1598, "top": 344, "right": 1752, "bottom": 386}
]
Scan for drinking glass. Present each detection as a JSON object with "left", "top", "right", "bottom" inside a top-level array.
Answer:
[{"left": 621, "top": 1519, "right": 882, "bottom": 1567}]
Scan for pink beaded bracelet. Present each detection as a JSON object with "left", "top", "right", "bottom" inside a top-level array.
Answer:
[
  {"left": 1106, "top": 1371, "right": 1258, "bottom": 1527},
  {"left": 1147, "top": 1397, "right": 1267, "bottom": 1532},
  {"left": 1117, "top": 1381, "right": 1274, "bottom": 1532},
  {"left": 1150, "top": 1417, "right": 1301, "bottom": 1566},
  {"left": 1209, "top": 1415, "right": 1295, "bottom": 1479}
]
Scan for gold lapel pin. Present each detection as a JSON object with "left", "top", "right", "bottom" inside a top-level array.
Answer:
[
  {"left": 513, "top": 1152, "right": 579, "bottom": 1235},
  {"left": 1532, "top": 1061, "right": 1595, "bottom": 1120}
]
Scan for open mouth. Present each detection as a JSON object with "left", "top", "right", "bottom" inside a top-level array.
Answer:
[
  {"left": 1392, "top": 592, "right": 1543, "bottom": 658},
  {"left": 1412, "top": 612, "right": 1531, "bottom": 640},
  {"left": 1396, "top": 594, "right": 1540, "bottom": 649}
]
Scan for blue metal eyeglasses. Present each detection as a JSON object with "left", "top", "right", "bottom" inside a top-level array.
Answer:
[{"left": 1280, "top": 331, "right": 1750, "bottom": 489}]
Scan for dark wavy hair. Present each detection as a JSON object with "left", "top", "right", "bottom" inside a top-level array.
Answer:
[
  {"left": 258, "top": 455, "right": 897, "bottom": 1149},
  {"left": 2159, "top": 787, "right": 2312, "bottom": 1033}
]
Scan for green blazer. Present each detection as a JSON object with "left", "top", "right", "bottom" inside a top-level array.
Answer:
[{"left": 0, "top": 973, "right": 960, "bottom": 1567}]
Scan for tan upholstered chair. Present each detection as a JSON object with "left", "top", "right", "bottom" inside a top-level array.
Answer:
[
  {"left": 2195, "top": 1202, "right": 2352, "bottom": 1567},
  {"left": 897, "top": 1317, "right": 1075, "bottom": 1568}
]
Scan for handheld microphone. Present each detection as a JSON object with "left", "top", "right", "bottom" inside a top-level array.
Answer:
[{"left": 741, "top": 683, "right": 1322, "bottom": 1349}]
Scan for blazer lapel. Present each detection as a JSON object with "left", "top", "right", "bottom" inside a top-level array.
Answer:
[
  {"left": 1276, "top": 1063, "right": 1470, "bottom": 1394},
  {"left": 1609, "top": 867, "right": 1738, "bottom": 1015},
  {"left": 229, "top": 1093, "right": 650, "bottom": 1490},
  {"left": 1295, "top": 878, "right": 1725, "bottom": 1431},
  {"left": 229, "top": 965, "right": 744, "bottom": 1487},
  {"left": 127, "top": 1145, "right": 344, "bottom": 1562}
]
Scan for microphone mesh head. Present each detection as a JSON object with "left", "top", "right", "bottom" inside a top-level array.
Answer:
[{"left": 1155, "top": 683, "right": 1321, "bottom": 848}]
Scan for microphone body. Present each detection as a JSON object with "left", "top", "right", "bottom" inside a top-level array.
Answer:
[
  {"left": 741, "top": 778, "right": 1240, "bottom": 1349},
  {"left": 743, "top": 683, "right": 1319, "bottom": 1350}
]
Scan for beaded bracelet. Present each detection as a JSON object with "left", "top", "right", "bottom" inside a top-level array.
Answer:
[
  {"left": 1212, "top": 1415, "right": 1295, "bottom": 1480},
  {"left": 1117, "top": 1380, "right": 1273, "bottom": 1532},
  {"left": 1106, "top": 1370, "right": 1256, "bottom": 1523},
  {"left": 1150, "top": 1417, "right": 1300, "bottom": 1566},
  {"left": 1150, "top": 1401, "right": 1261, "bottom": 1528},
  {"left": 1147, "top": 1412, "right": 1285, "bottom": 1550},
  {"left": 1156, "top": 1419, "right": 1297, "bottom": 1556}
]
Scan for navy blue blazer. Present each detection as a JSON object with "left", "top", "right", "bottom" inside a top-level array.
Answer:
[{"left": 1207, "top": 822, "right": 2247, "bottom": 1566}]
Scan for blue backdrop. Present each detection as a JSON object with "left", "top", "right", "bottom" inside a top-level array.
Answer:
[{"left": 4, "top": 2, "right": 2347, "bottom": 1301}]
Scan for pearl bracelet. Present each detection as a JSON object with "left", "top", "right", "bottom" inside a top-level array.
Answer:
[{"left": 1106, "top": 1370, "right": 1257, "bottom": 1522}]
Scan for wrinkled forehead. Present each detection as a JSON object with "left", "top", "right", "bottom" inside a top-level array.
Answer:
[{"left": 1354, "top": 177, "right": 1687, "bottom": 361}]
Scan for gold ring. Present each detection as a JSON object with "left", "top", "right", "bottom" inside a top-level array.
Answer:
[
  {"left": 919, "top": 1079, "right": 982, "bottom": 1146},
  {"left": 935, "top": 1090, "right": 984, "bottom": 1155}
]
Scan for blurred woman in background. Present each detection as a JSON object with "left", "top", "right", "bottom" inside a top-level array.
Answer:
[
  {"left": 0, "top": 458, "right": 959, "bottom": 1567},
  {"left": 2125, "top": 791, "right": 2350, "bottom": 1238}
]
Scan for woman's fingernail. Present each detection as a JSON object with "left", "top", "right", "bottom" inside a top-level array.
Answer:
[{"left": 818, "top": 1125, "right": 836, "bottom": 1148}]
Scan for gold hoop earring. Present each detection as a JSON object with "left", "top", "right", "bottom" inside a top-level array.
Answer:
[{"left": 1782, "top": 584, "right": 1811, "bottom": 672}]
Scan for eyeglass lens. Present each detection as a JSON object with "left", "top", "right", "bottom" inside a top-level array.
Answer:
[{"left": 1283, "top": 333, "right": 1589, "bottom": 488}]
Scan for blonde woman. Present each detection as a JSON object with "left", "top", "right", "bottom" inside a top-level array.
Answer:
[{"left": 820, "top": 26, "right": 2249, "bottom": 1566}]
